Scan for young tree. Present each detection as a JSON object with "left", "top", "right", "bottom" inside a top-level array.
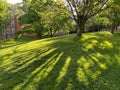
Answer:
[{"left": 65, "top": 0, "right": 113, "bottom": 36}]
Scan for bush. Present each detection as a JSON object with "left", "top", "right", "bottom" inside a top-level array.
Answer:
[{"left": 15, "top": 30, "right": 23, "bottom": 38}]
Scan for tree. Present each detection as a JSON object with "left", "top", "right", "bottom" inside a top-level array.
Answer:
[
  {"left": 85, "top": 14, "right": 110, "bottom": 32},
  {"left": 0, "top": 0, "right": 7, "bottom": 48},
  {"left": 109, "top": 0, "right": 120, "bottom": 34},
  {"left": 65, "top": 0, "right": 113, "bottom": 36},
  {"left": 98, "top": 0, "right": 120, "bottom": 34},
  {"left": 42, "top": 0, "right": 71, "bottom": 37},
  {"left": 19, "top": 0, "right": 72, "bottom": 38},
  {"left": 19, "top": 0, "right": 50, "bottom": 39}
]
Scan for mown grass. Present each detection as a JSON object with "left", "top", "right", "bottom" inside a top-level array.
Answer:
[{"left": 0, "top": 31, "right": 120, "bottom": 90}]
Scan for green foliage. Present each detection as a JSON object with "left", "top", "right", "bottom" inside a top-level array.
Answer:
[
  {"left": 66, "top": 0, "right": 114, "bottom": 36},
  {"left": 97, "top": 0, "right": 120, "bottom": 33},
  {"left": 42, "top": 0, "right": 72, "bottom": 37},
  {"left": 0, "top": 0, "right": 7, "bottom": 48},
  {"left": 19, "top": 0, "right": 50, "bottom": 38},
  {"left": 22, "top": 0, "right": 32, "bottom": 12},
  {"left": 85, "top": 15, "right": 110, "bottom": 31},
  {"left": 22, "top": 24, "right": 35, "bottom": 33},
  {"left": 19, "top": 0, "right": 73, "bottom": 38},
  {"left": 0, "top": 0, "right": 7, "bottom": 31},
  {"left": 15, "top": 30, "right": 23, "bottom": 38}
]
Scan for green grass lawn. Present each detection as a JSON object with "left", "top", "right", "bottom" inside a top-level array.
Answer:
[{"left": 0, "top": 31, "right": 120, "bottom": 90}]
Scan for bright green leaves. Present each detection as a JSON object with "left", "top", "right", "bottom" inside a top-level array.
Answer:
[
  {"left": 0, "top": 0, "right": 7, "bottom": 29},
  {"left": 0, "top": 0, "right": 7, "bottom": 18},
  {"left": 19, "top": 0, "right": 73, "bottom": 38}
]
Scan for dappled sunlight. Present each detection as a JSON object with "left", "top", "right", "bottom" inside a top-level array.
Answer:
[
  {"left": 0, "top": 49, "right": 30, "bottom": 68},
  {"left": 99, "top": 41, "right": 113, "bottom": 49},
  {"left": 16, "top": 40, "right": 53, "bottom": 52},
  {"left": 90, "top": 56, "right": 107, "bottom": 70},
  {"left": 55, "top": 56, "right": 71, "bottom": 86},
  {"left": 12, "top": 48, "right": 57, "bottom": 73},
  {"left": 1, "top": 31, "right": 120, "bottom": 89},
  {"left": 76, "top": 46, "right": 120, "bottom": 88},
  {"left": 0, "top": 47, "right": 15, "bottom": 56},
  {"left": 114, "top": 55, "right": 120, "bottom": 65},
  {"left": 14, "top": 52, "right": 63, "bottom": 90},
  {"left": 77, "top": 56, "right": 102, "bottom": 86},
  {"left": 26, "top": 52, "right": 64, "bottom": 89},
  {"left": 65, "top": 80, "right": 74, "bottom": 90},
  {"left": 2, "top": 39, "right": 17, "bottom": 48},
  {"left": 81, "top": 34, "right": 98, "bottom": 41},
  {"left": 90, "top": 53, "right": 107, "bottom": 70},
  {"left": 82, "top": 44, "right": 93, "bottom": 52},
  {"left": 77, "top": 67, "right": 89, "bottom": 86}
]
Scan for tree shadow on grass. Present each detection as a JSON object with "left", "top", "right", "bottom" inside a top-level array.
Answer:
[
  {"left": 0, "top": 33, "right": 120, "bottom": 90},
  {"left": 0, "top": 47, "right": 64, "bottom": 89},
  {"left": 2, "top": 37, "right": 38, "bottom": 49},
  {"left": 35, "top": 34, "right": 120, "bottom": 90}
]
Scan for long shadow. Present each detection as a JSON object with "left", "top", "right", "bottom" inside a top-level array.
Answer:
[
  {"left": 1, "top": 36, "right": 37, "bottom": 49},
  {"left": 20, "top": 53, "right": 60, "bottom": 89},
  {"left": 34, "top": 36, "right": 84, "bottom": 90},
  {"left": 36, "top": 33, "right": 120, "bottom": 90},
  {"left": 36, "top": 52, "right": 68, "bottom": 90},
  {"left": 0, "top": 32, "right": 120, "bottom": 90},
  {"left": 0, "top": 48, "right": 60, "bottom": 89}
]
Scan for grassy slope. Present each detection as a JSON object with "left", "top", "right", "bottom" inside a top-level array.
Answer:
[{"left": 0, "top": 31, "right": 120, "bottom": 90}]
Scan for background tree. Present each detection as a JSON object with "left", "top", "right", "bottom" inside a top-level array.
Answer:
[
  {"left": 19, "top": 0, "right": 50, "bottom": 39},
  {"left": 97, "top": 0, "right": 120, "bottom": 34},
  {"left": 65, "top": 0, "right": 113, "bottom": 36},
  {"left": 108, "top": 0, "right": 120, "bottom": 34},
  {"left": 0, "top": 0, "right": 7, "bottom": 48},
  {"left": 19, "top": 0, "right": 74, "bottom": 38},
  {"left": 85, "top": 14, "right": 110, "bottom": 32},
  {"left": 42, "top": 0, "right": 72, "bottom": 37}
]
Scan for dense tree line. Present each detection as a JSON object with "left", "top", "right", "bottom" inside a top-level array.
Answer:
[
  {"left": 19, "top": 0, "right": 74, "bottom": 38},
  {"left": 19, "top": 0, "right": 120, "bottom": 38}
]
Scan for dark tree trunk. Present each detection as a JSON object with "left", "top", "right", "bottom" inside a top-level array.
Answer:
[
  {"left": 76, "top": 16, "right": 87, "bottom": 36},
  {"left": 76, "top": 22, "right": 86, "bottom": 36},
  {"left": 77, "top": 25, "right": 83, "bottom": 36},
  {"left": 111, "top": 21, "right": 116, "bottom": 34},
  {"left": 111, "top": 25, "right": 115, "bottom": 34},
  {"left": 49, "top": 28, "right": 54, "bottom": 37}
]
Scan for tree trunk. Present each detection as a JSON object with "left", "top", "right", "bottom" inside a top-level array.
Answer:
[
  {"left": 77, "top": 25, "right": 83, "bottom": 36},
  {"left": 77, "top": 23, "right": 86, "bottom": 36},
  {"left": 37, "top": 30, "right": 42, "bottom": 39},
  {"left": 76, "top": 16, "right": 87, "bottom": 36},
  {"left": 49, "top": 28, "right": 54, "bottom": 37},
  {"left": 111, "top": 25, "right": 115, "bottom": 34}
]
